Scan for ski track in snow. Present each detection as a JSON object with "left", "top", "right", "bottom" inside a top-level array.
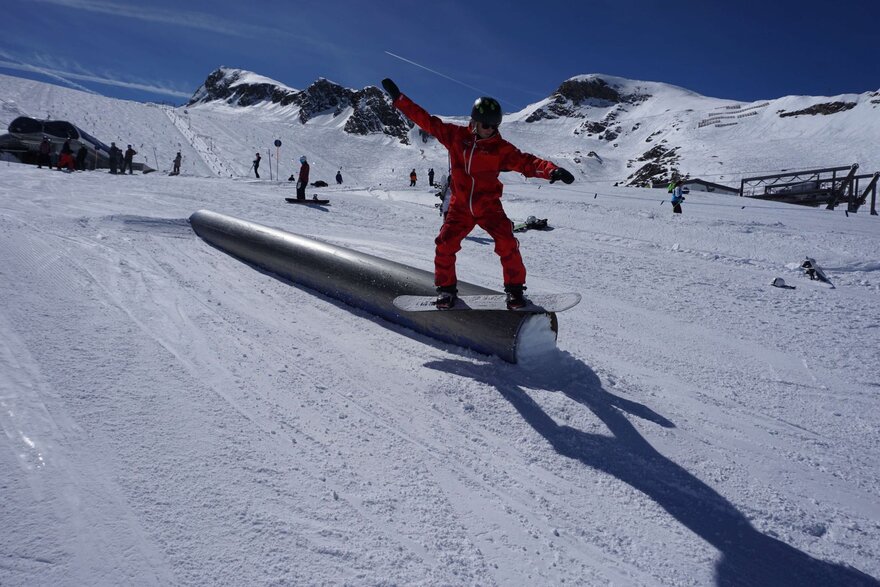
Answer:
[
  {"left": 1, "top": 166, "right": 877, "bottom": 586},
  {"left": 1, "top": 72, "right": 879, "bottom": 585}
]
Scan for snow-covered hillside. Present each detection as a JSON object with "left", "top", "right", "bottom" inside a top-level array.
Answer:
[
  {"left": 1, "top": 74, "right": 879, "bottom": 586},
  {"left": 506, "top": 73, "right": 880, "bottom": 187},
  {"left": 2, "top": 71, "right": 878, "bottom": 191}
]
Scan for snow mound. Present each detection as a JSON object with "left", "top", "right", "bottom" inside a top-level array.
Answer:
[{"left": 515, "top": 313, "right": 559, "bottom": 365}]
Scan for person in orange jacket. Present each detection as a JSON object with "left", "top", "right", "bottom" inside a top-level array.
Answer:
[{"left": 381, "top": 78, "right": 574, "bottom": 309}]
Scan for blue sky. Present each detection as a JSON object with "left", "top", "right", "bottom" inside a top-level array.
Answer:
[{"left": 3, "top": 0, "right": 879, "bottom": 115}]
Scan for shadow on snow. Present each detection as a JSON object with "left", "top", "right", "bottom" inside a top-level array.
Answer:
[{"left": 425, "top": 351, "right": 877, "bottom": 587}]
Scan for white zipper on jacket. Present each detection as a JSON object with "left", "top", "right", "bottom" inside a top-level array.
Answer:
[{"left": 465, "top": 140, "right": 478, "bottom": 216}]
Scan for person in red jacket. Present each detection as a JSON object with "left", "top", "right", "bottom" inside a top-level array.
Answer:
[
  {"left": 57, "top": 139, "right": 76, "bottom": 172},
  {"left": 296, "top": 155, "right": 310, "bottom": 200},
  {"left": 381, "top": 78, "right": 575, "bottom": 309}
]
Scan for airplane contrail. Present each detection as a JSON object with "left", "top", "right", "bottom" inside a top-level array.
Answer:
[{"left": 384, "top": 51, "right": 519, "bottom": 109}]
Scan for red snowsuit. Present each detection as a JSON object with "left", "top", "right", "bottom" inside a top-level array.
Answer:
[{"left": 393, "top": 94, "right": 558, "bottom": 288}]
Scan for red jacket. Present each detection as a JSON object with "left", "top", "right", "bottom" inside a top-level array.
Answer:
[
  {"left": 299, "top": 162, "right": 310, "bottom": 185},
  {"left": 393, "top": 94, "right": 557, "bottom": 216}
]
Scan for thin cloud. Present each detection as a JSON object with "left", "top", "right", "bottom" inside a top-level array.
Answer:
[
  {"left": 0, "top": 59, "right": 191, "bottom": 99},
  {"left": 385, "top": 51, "right": 526, "bottom": 110},
  {"left": 0, "top": 56, "right": 97, "bottom": 94},
  {"left": 25, "top": 0, "right": 282, "bottom": 38}
]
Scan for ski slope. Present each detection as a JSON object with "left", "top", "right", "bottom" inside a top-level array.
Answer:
[
  {"left": 1, "top": 162, "right": 878, "bottom": 585},
  {"left": 1, "top": 73, "right": 879, "bottom": 585}
]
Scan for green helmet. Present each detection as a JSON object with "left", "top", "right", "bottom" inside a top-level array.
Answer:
[{"left": 471, "top": 97, "right": 502, "bottom": 126}]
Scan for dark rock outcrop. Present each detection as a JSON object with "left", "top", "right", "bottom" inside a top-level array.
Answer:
[
  {"left": 574, "top": 107, "right": 623, "bottom": 141},
  {"left": 625, "top": 145, "right": 681, "bottom": 187},
  {"left": 188, "top": 68, "right": 413, "bottom": 142},
  {"left": 526, "top": 77, "right": 650, "bottom": 122},
  {"left": 778, "top": 101, "right": 857, "bottom": 118}
]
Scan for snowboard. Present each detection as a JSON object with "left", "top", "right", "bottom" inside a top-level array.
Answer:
[
  {"left": 393, "top": 292, "right": 581, "bottom": 313},
  {"left": 513, "top": 218, "right": 550, "bottom": 233},
  {"left": 801, "top": 257, "right": 834, "bottom": 288},
  {"left": 286, "top": 196, "right": 330, "bottom": 205}
]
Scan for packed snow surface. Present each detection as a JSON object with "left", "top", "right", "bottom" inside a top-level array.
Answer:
[{"left": 1, "top": 73, "right": 879, "bottom": 585}]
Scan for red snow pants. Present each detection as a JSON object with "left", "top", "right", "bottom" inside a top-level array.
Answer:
[{"left": 434, "top": 197, "right": 525, "bottom": 288}]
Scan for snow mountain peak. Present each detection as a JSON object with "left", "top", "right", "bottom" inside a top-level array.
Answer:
[
  {"left": 188, "top": 68, "right": 413, "bottom": 142},
  {"left": 1, "top": 68, "right": 877, "bottom": 188}
]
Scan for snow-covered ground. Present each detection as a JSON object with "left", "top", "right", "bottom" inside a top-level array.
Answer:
[
  {"left": 1, "top": 162, "right": 878, "bottom": 586},
  {"left": 1, "top": 73, "right": 879, "bottom": 585}
]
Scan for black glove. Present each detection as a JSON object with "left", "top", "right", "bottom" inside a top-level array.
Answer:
[
  {"left": 381, "top": 78, "right": 401, "bottom": 101},
  {"left": 550, "top": 167, "right": 574, "bottom": 184}
]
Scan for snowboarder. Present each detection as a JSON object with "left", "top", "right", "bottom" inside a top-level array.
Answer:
[
  {"left": 428, "top": 168, "right": 435, "bottom": 186},
  {"left": 381, "top": 78, "right": 575, "bottom": 309},
  {"left": 171, "top": 152, "right": 182, "bottom": 175},
  {"left": 122, "top": 144, "right": 137, "bottom": 174},
  {"left": 296, "top": 156, "right": 310, "bottom": 200},
  {"left": 671, "top": 180, "right": 685, "bottom": 214},
  {"left": 336, "top": 170, "right": 343, "bottom": 184},
  {"left": 252, "top": 152, "right": 261, "bottom": 178},
  {"left": 108, "top": 142, "right": 121, "bottom": 174},
  {"left": 409, "top": 169, "right": 417, "bottom": 187}
]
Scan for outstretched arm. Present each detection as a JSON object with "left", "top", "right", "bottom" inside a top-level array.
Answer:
[
  {"left": 381, "top": 78, "right": 459, "bottom": 147},
  {"left": 500, "top": 144, "right": 575, "bottom": 184},
  {"left": 498, "top": 144, "right": 558, "bottom": 181}
]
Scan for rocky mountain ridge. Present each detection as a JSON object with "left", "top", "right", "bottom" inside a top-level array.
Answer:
[
  {"left": 186, "top": 68, "right": 878, "bottom": 186},
  {"left": 4, "top": 68, "right": 876, "bottom": 188},
  {"left": 189, "top": 68, "right": 413, "bottom": 143}
]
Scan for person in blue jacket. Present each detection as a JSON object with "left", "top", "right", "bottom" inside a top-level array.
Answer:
[{"left": 671, "top": 180, "right": 685, "bottom": 214}]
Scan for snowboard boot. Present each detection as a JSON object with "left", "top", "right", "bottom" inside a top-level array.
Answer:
[
  {"left": 504, "top": 284, "right": 527, "bottom": 310},
  {"left": 435, "top": 285, "right": 458, "bottom": 310}
]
